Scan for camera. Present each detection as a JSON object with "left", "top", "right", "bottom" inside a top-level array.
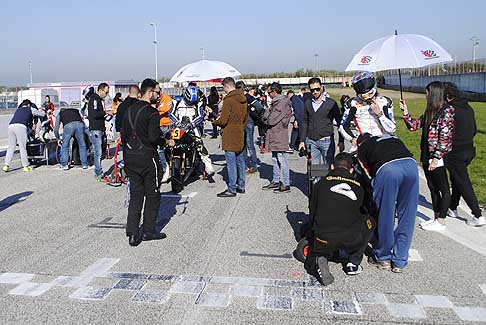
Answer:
[{"left": 298, "top": 147, "right": 308, "bottom": 157}]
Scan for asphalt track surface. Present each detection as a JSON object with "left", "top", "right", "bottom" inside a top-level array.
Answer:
[{"left": 1, "top": 126, "right": 485, "bottom": 324}]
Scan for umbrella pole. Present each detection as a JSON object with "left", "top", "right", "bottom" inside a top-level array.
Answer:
[
  {"left": 398, "top": 68, "right": 403, "bottom": 100},
  {"left": 395, "top": 29, "right": 404, "bottom": 100}
]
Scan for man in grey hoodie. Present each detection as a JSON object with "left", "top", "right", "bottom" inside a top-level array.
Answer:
[{"left": 262, "top": 82, "right": 293, "bottom": 193}]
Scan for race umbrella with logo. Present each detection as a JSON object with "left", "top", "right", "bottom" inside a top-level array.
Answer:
[{"left": 345, "top": 31, "right": 453, "bottom": 99}]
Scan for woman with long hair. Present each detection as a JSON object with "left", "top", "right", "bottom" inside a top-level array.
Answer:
[{"left": 401, "top": 81, "right": 455, "bottom": 231}]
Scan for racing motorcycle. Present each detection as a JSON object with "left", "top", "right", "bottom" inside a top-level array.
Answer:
[{"left": 166, "top": 116, "right": 204, "bottom": 193}]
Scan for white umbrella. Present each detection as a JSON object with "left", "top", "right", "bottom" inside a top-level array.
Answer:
[
  {"left": 345, "top": 32, "right": 453, "bottom": 98},
  {"left": 170, "top": 60, "right": 241, "bottom": 83},
  {"left": 345, "top": 33, "right": 453, "bottom": 72}
]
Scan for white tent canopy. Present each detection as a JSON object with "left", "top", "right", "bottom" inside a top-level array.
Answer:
[{"left": 170, "top": 60, "right": 241, "bottom": 82}]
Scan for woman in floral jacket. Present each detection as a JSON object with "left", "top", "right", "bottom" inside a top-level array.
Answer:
[{"left": 401, "top": 81, "right": 455, "bottom": 232}]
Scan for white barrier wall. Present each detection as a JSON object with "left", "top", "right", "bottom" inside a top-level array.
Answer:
[
  {"left": 385, "top": 73, "right": 486, "bottom": 93},
  {"left": 0, "top": 114, "right": 12, "bottom": 139}
]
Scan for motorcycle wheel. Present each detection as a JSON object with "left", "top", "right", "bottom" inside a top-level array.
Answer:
[
  {"left": 293, "top": 237, "right": 310, "bottom": 263},
  {"left": 171, "top": 157, "right": 184, "bottom": 193}
]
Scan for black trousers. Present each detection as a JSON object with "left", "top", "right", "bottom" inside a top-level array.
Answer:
[
  {"left": 124, "top": 152, "right": 162, "bottom": 236},
  {"left": 308, "top": 217, "right": 375, "bottom": 267},
  {"left": 290, "top": 127, "right": 299, "bottom": 149},
  {"left": 445, "top": 148, "right": 481, "bottom": 217},
  {"left": 423, "top": 164, "right": 450, "bottom": 218}
]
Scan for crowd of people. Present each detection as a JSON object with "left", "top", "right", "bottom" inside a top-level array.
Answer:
[{"left": 2, "top": 72, "right": 484, "bottom": 285}]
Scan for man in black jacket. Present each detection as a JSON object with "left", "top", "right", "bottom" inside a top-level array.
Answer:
[
  {"left": 443, "top": 83, "right": 484, "bottom": 226},
  {"left": 54, "top": 107, "right": 88, "bottom": 170},
  {"left": 298, "top": 77, "right": 341, "bottom": 166},
  {"left": 121, "top": 78, "right": 169, "bottom": 246},
  {"left": 88, "top": 82, "right": 110, "bottom": 180},
  {"left": 115, "top": 85, "right": 140, "bottom": 144},
  {"left": 304, "top": 153, "right": 375, "bottom": 286}
]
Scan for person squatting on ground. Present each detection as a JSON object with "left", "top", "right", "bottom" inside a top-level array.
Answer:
[
  {"left": 357, "top": 133, "right": 419, "bottom": 273},
  {"left": 3, "top": 100, "right": 46, "bottom": 172},
  {"left": 304, "top": 153, "right": 376, "bottom": 286},
  {"left": 442, "top": 82, "right": 484, "bottom": 227},
  {"left": 262, "top": 82, "right": 293, "bottom": 193},
  {"left": 340, "top": 71, "right": 396, "bottom": 149},
  {"left": 54, "top": 105, "right": 88, "bottom": 170},
  {"left": 121, "top": 78, "right": 168, "bottom": 246},
  {"left": 87, "top": 82, "right": 110, "bottom": 181},
  {"left": 402, "top": 81, "right": 455, "bottom": 232},
  {"left": 213, "top": 77, "right": 248, "bottom": 197},
  {"left": 299, "top": 77, "right": 342, "bottom": 166},
  {"left": 169, "top": 85, "right": 215, "bottom": 178},
  {"left": 235, "top": 81, "right": 263, "bottom": 174}
]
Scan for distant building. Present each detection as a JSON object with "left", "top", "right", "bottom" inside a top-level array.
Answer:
[{"left": 27, "top": 80, "right": 138, "bottom": 105}]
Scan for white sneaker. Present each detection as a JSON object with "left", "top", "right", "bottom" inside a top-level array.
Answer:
[
  {"left": 420, "top": 219, "right": 435, "bottom": 227},
  {"left": 466, "top": 216, "right": 485, "bottom": 227},
  {"left": 420, "top": 219, "right": 446, "bottom": 232},
  {"left": 448, "top": 209, "right": 460, "bottom": 218},
  {"left": 161, "top": 168, "right": 170, "bottom": 183}
]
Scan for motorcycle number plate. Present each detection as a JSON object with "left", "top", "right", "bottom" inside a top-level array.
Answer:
[{"left": 172, "top": 128, "right": 182, "bottom": 140}]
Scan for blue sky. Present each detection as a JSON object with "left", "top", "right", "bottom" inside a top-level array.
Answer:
[{"left": 1, "top": 0, "right": 484, "bottom": 85}]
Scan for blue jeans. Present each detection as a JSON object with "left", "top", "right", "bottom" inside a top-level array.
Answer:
[
  {"left": 62, "top": 121, "right": 88, "bottom": 167},
  {"left": 272, "top": 152, "right": 290, "bottom": 186},
  {"left": 159, "top": 125, "right": 172, "bottom": 169},
  {"left": 90, "top": 130, "right": 104, "bottom": 177},
  {"left": 306, "top": 137, "right": 334, "bottom": 166},
  {"left": 225, "top": 150, "right": 246, "bottom": 193},
  {"left": 245, "top": 119, "right": 257, "bottom": 168},
  {"left": 372, "top": 158, "right": 419, "bottom": 269}
]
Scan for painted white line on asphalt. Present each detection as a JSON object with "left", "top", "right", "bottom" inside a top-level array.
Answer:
[
  {"left": 161, "top": 192, "right": 198, "bottom": 199},
  {"left": 418, "top": 169, "right": 471, "bottom": 218},
  {"left": 408, "top": 249, "right": 423, "bottom": 262},
  {"left": 65, "top": 258, "right": 120, "bottom": 287},
  {"left": 386, "top": 303, "right": 427, "bottom": 319},
  {"left": 480, "top": 284, "right": 486, "bottom": 297},
  {"left": 453, "top": 306, "right": 486, "bottom": 322},
  {"left": 416, "top": 201, "right": 486, "bottom": 257},
  {"left": 8, "top": 282, "right": 52, "bottom": 296},
  {"left": 0, "top": 273, "right": 35, "bottom": 284},
  {"left": 415, "top": 295, "right": 454, "bottom": 308}
]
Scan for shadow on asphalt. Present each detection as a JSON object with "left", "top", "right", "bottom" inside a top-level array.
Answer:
[
  {"left": 285, "top": 205, "right": 310, "bottom": 242},
  {"left": 155, "top": 195, "right": 187, "bottom": 233},
  {"left": 258, "top": 161, "right": 308, "bottom": 196},
  {"left": 0, "top": 191, "right": 33, "bottom": 213}
]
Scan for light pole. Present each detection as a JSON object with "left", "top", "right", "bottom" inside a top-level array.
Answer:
[
  {"left": 200, "top": 47, "right": 205, "bottom": 60},
  {"left": 313, "top": 54, "right": 319, "bottom": 75},
  {"left": 28, "top": 60, "right": 33, "bottom": 84},
  {"left": 150, "top": 22, "right": 158, "bottom": 81},
  {"left": 470, "top": 36, "right": 480, "bottom": 63}
]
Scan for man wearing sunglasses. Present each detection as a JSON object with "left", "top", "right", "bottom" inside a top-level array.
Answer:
[
  {"left": 121, "top": 78, "right": 168, "bottom": 246},
  {"left": 339, "top": 71, "right": 396, "bottom": 148},
  {"left": 88, "top": 82, "right": 110, "bottom": 180},
  {"left": 298, "top": 77, "right": 342, "bottom": 166}
]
